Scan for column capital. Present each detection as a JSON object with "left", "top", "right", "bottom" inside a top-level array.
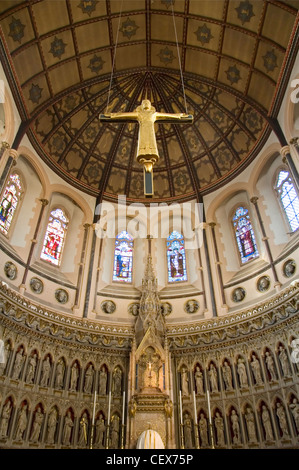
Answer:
[
  {"left": 9, "top": 149, "right": 19, "bottom": 160},
  {"left": 83, "top": 223, "right": 91, "bottom": 229},
  {"left": 290, "top": 137, "right": 299, "bottom": 147},
  {"left": 1, "top": 141, "right": 10, "bottom": 150},
  {"left": 250, "top": 196, "right": 259, "bottom": 204},
  {"left": 208, "top": 222, "right": 216, "bottom": 229},
  {"left": 39, "top": 198, "right": 49, "bottom": 206},
  {"left": 280, "top": 145, "right": 290, "bottom": 158}
]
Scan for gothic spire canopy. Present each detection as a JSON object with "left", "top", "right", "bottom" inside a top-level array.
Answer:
[{"left": 0, "top": 0, "right": 298, "bottom": 202}]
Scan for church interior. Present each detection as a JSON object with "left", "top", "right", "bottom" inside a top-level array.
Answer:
[{"left": 0, "top": 0, "right": 299, "bottom": 450}]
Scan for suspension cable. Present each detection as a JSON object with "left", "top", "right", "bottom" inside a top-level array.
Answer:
[
  {"left": 106, "top": 0, "right": 124, "bottom": 113},
  {"left": 171, "top": 3, "right": 188, "bottom": 114}
]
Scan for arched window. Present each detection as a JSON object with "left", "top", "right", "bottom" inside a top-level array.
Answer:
[
  {"left": 112, "top": 231, "right": 133, "bottom": 283},
  {"left": 40, "top": 208, "right": 68, "bottom": 266},
  {"left": 232, "top": 206, "right": 259, "bottom": 264},
  {"left": 0, "top": 173, "right": 22, "bottom": 235},
  {"left": 275, "top": 169, "right": 299, "bottom": 232},
  {"left": 167, "top": 231, "right": 187, "bottom": 283}
]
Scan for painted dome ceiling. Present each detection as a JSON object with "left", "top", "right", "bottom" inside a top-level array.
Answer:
[{"left": 0, "top": 0, "right": 298, "bottom": 202}]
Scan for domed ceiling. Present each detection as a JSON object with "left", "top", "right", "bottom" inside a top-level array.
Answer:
[{"left": 0, "top": 0, "right": 298, "bottom": 203}]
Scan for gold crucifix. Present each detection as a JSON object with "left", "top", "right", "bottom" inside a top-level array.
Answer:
[{"left": 99, "top": 99, "right": 193, "bottom": 197}]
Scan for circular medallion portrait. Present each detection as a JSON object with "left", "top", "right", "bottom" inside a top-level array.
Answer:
[
  {"left": 128, "top": 303, "right": 139, "bottom": 316},
  {"left": 30, "top": 277, "right": 44, "bottom": 294},
  {"left": 257, "top": 276, "right": 270, "bottom": 292},
  {"left": 184, "top": 299, "right": 199, "bottom": 314},
  {"left": 4, "top": 261, "right": 17, "bottom": 280},
  {"left": 55, "top": 289, "right": 69, "bottom": 304},
  {"left": 101, "top": 300, "right": 116, "bottom": 314},
  {"left": 283, "top": 259, "right": 296, "bottom": 278},
  {"left": 232, "top": 287, "right": 246, "bottom": 303},
  {"left": 161, "top": 302, "right": 172, "bottom": 316}
]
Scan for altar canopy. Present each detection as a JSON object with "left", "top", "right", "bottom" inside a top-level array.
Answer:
[{"left": 136, "top": 429, "right": 165, "bottom": 449}]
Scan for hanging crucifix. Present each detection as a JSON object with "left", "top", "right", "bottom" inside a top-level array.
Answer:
[{"left": 99, "top": 99, "right": 193, "bottom": 197}]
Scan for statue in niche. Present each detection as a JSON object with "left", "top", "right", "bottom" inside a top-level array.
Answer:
[
  {"left": 250, "top": 354, "right": 263, "bottom": 385},
  {"left": 99, "top": 367, "right": 107, "bottom": 395},
  {"left": 55, "top": 359, "right": 65, "bottom": 389},
  {"left": 194, "top": 366, "right": 204, "bottom": 395},
  {"left": 0, "top": 341, "right": 11, "bottom": 375},
  {"left": 40, "top": 356, "right": 51, "bottom": 387},
  {"left": 261, "top": 405, "right": 274, "bottom": 441},
  {"left": 26, "top": 352, "right": 38, "bottom": 384},
  {"left": 231, "top": 409, "right": 241, "bottom": 445},
  {"left": 62, "top": 411, "right": 74, "bottom": 446},
  {"left": 12, "top": 347, "right": 25, "bottom": 380},
  {"left": 222, "top": 361, "right": 233, "bottom": 391},
  {"left": 289, "top": 397, "right": 299, "bottom": 433},
  {"left": 15, "top": 403, "right": 28, "bottom": 441},
  {"left": 84, "top": 364, "right": 94, "bottom": 393},
  {"left": 164, "top": 399, "right": 173, "bottom": 419},
  {"left": 278, "top": 345, "right": 292, "bottom": 377},
  {"left": 276, "top": 402, "right": 289, "bottom": 438},
  {"left": 237, "top": 358, "right": 248, "bottom": 388},
  {"left": 110, "top": 415, "right": 120, "bottom": 449},
  {"left": 95, "top": 413, "right": 106, "bottom": 448},
  {"left": 69, "top": 362, "right": 79, "bottom": 391},
  {"left": 265, "top": 351, "right": 277, "bottom": 381},
  {"left": 245, "top": 407, "right": 257, "bottom": 443},
  {"left": 181, "top": 367, "right": 189, "bottom": 396},
  {"left": 4, "top": 261, "right": 17, "bottom": 280},
  {"left": 46, "top": 408, "right": 58, "bottom": 445},
  {"left": 112, "top": 367, "right": 122, "bottom": 395},
  {"left": 0, "top": 400, "right": 12, "bottom": 438},
  {"left": 30, "top": 406, "right": 44, "bottom": 443},
  {"left": 129, "top": 398, "right": 137, "bottom": 418},
  {"left": 208, "top": 363, "right": 218, "bottom": 392},
  {"left": 215, "top": 412, "right": 225, "bottom": 446},
  {"left": 183, "top": 414, "right": 193, "bottom": 449},
  {"left": 199, "top": 413, "right": 208, "bottom": 447},
  {"left": 78, "top": 412, "right": 88, "bottom": 446}
]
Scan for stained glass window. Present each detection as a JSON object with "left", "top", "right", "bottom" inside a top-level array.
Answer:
[
  {"left": 113, "top": 231, "right": 133, "bottom": 283},
  {"left": 167, "top": 231, "right": 187, "bottom": 283},
  {"left": 275, "top": 170, "right": 299, "bottom": 232},
  {"left": 40, "top": 208, "right": 68, "bottom": 266},
  {"left": 233, "top": 206, "right": 259, "bottom": 264},
  {"left": 0, "top": 173, "right": 22, "bottom": 235}
]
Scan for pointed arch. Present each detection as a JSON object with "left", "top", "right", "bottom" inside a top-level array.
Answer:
[
  {"left": 112, "top": 230, "right": 134, "bottom": 283},
  {"left": 166, "top": 231, "right": 187, "bottom": 283},
  {"left": 0, "top": 172, "right": 23, "bottom": 235},
  {"left": 40, "top": 207, "right": 69, "bottom": 266},
  {"left": 274, "top": 168, "right": 299, "bottom": 232},
  {"left": 232, "top": 206, "right": 259, "bottom": 264}
]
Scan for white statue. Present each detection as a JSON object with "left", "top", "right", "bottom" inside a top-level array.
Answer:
[
  {"left": 15, "top": 403, "right": 28, "bottom": 441},
  {"left": 99, "top": 367, "right": 107, "bottom": 395},
  {"left": 62, "top": 411, "right": 74, "bottom": 445},
  {"left": 12, "top": 347, "right": 25, "bottom": 380},
  {"left": 208, "top": 363, "right": 219, "bottom": 392},
  {"left": 95, "top": 414, "right": 106, "bottom": 448},
  {"left": 237, "top": 358, "right": 248, "bottom": 388},
  {"left": 250, "top": 354, "right": 263, "bottom": 385},
  {"left": 278, "top": 345, "right": 292, "bottom": 377},
  {"left": 276, "top": 402, "right": 289, "bottom": 438},
  {"left": 0, "top": 400, "right": 12, "bottom": 438},
  {"left": 245, "top": 407, "right": 257, "bottom": 443},
  {"left": 40, "top": 356, "right": 51, "bottom": 387},
  {"left": 183, "top": 414, "right": 193, "bottom": 449},
  {"left": 265, "top": 351, "right": 277, "bottom": 381},
  {"left": 215, "top": 412, "right": 225, "bottom": 446},
  {"left": 46, "top": 408, "right": 58, "bottom": 445},
  {"left": 194, "top": 366, "right": 204, "bottom": 395},
  {"left": 222, "top": 361, "right": 233, "bottom": 390},
  {"left": 181, "top": 367, "right": 189, "bottom": 396},
  {"left": 261, "top": 405, "right": 274, "bottom": 441},
  {"left": 84, "top": 364, "right": 94, "bottom": 393},
  {"left": 69, "top": 362, "right": 79, "bottom": 391},
  {"left": 30, "top": 406, "right": 44, "bottom": 443},
  {"left": 289, "top": 397, "right": 299, "bottom": 433},
  {"left": 231, "top": 409, "right": 240, "bottom": 444},
  {"left": 199, "top": 413, "right": 208, "bottom": 447},
  {"left": 55, "top": 359, "right": 65, "bottom": 389}
]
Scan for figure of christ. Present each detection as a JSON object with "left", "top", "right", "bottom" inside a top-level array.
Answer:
[{"left": 100, "top": 99, "right": 193, "bottom": 195}]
